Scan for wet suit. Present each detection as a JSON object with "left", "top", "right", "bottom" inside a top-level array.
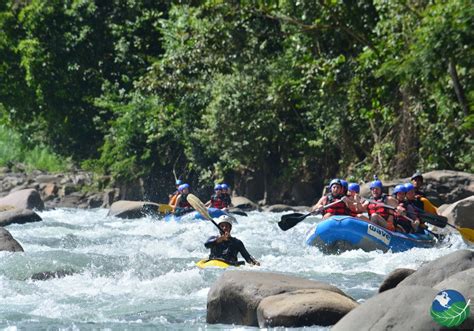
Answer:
[{"left": 204, "top": 236, "right": 257, "bottom": 265}]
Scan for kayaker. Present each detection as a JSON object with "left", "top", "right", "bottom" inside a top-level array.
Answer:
[
  {"left": 173, "top": 183, "right": 194, "bottom": 216},
  {"left": 410, "top": 172, "right": 438, "bottom": 214},
  {"left": 310, "top": 179, "right": 351, "bottom": 219},
  {"left": 204, "top": 216, "right": 260, "bottom": 266},
  {"left": 362, "top": 179, "right": 398, "bottom": 231},
  {"left": 346, "top": 182, "right": 368, "bottom": 220},
  {"left": 205, "top": 184, "right": 229, "bottom": 209},
  {"left": 168, "top": 179, "right": 183, "bottom": 206},
  {"left": 220, "top": 183, "right": 232, "bottom": 207},
  {"left": 392, "top": 184, "right": 419, "bottom": 233}
]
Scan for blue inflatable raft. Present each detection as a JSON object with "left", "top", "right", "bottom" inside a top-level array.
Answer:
[
  {"left": 164, "top": 208, "right": 230, "bottom": 222},
  {"left": 306, "top": 216, "right": 437, "bottom": 253}
]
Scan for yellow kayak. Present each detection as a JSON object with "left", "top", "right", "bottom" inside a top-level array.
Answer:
[{"left": 195, "top": 259, "right": 243, "bottom": 269}]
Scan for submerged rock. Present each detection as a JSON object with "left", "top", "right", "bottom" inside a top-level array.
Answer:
[{"left": 0, "top": 227, "right": 23, "bottom": 252}]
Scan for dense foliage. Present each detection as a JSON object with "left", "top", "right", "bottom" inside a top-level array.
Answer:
[{"left": 0, "top": 0, "right": 472, "bottom": 202}]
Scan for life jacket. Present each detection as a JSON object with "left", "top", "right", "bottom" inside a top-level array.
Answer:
[
  {"left": 176, "top": 194, "right": 191, "bottom": 208},
  {"left": 367, "top": 195, "right": 394, "bottom": 220},
  {"left": 169, "top": 192, "right": 179, "bottom": 206},
  {"left": 210, "top": 194, "right": 227, "bottom": 209},
  {"left": 395, "top": 202, "right": 412, "bottom": 233},
  {"left": 324, "top": 194, "right": 350, "bottom": 215}
]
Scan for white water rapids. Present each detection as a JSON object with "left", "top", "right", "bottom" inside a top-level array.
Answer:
[{"left": 0, "top": 208, "right": 468, "bottom": 330}]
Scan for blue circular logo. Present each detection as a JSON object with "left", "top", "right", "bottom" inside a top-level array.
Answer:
[{"left": 431, "top": 289, "right": 470, "bottom": 327}]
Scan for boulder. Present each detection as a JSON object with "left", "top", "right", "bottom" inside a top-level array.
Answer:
[
  {"left": 108, "top": 200, "right": 170, "bottom": 218},
  {"left": 257, "top": 289, "right": 358, "bottom": 327},
  {"left": 332, "top": 286, "right": 443, "bottom": 331},
  {"left": 0, "top": 227, "right": 24, "bottom": 252},
  {"left": 441, "top": 196, "right": 474, "bottom": 232},
  {"left": 231, "top": 196, "right": 260, "bottom": 211},
  {"left": 0, "top": 189, "right": 44, "bottom": 211},
  {"left": 378, "top": 268, "right": 416, "bottom": 293},
  {"left": 398, "top": 249, "right": 474, "bottom": 288},
  {"left": 206, "top": 270, "right": 349, "bottom": 326},
  {"left": 0, "top": 208, "right": 42, "bottom": 226},
  {"left": 264, "top": 204, "right": 301, "bottom": 213},
  {"left": 434, "top": 268, "right": 474, "bottom": 300},
  {"left": 34, "top": 174, "right": 61, "bottom": 183}
]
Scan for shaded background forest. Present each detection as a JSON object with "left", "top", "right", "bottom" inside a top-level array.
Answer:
[{"left": 0, "top": 0, "right": 472, "bottom": 204}]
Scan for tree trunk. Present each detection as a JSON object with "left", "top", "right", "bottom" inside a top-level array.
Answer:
[
  {"left": 448, "top": 59, "right": 469, "bottom": 117},
  {"left": 394, "top": 87, "right": 418, "bottom": 177}
]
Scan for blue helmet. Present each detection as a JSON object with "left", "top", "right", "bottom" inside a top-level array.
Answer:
[
  {"left": 393, "top": 184, "right": 407, "bottom": 195},
  {"left": 370, "top": 180, "right": 383, "bottom": 189},
  {"left": 220, "top": 183, "right": 229, "bottom": 190},
  {"left": 214, "top": 184, "right": 222, "bottom": 191},
  {"left": 329, "top": 179, "right": 342, "bottom": 188},
  {"left": 340, "top": 179, "right": 348, "bottom": 190},
  {"left": 175, "top": 179, "right": 183, "bottom": 185},
  {"left": 178, "top": 183, "right": 190, "bottom": 192},
  {"left": 348, "top": 183, "right": 360, "bottom": 193},
  {"left": 404, "top": 183, "right": 415, "bottom": 192}
]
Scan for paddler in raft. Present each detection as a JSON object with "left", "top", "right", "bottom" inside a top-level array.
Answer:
[
  {"left": 204, "top": 216, "right": 260, "bottom": 266},
  {"left": 361, "top": 179, "right": 399, "bottom": 232},
  {"left": 410, "top": 171, "right": 438, "bottom": 214},
  {"left": 310, "top": 179, "right": 352, "bottom": 219},
  {"left": 172, "top": 183, "right": 194, "bottom": 216},
  {"left": 392, "top": 184, "right": 420, "bottom": 233},
  {"left": 205, "top": 184, "right": 229, "bottom": 210},
  {"left": 168, "top": 179, "right": 183, "bottom": 206},
  {"left": 346, "top": 182, "right": 369, "bottom": 221}
]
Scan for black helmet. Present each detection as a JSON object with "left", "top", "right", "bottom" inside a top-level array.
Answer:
[{"left": 411, "top": 171, "right": 423, "bottom": 180}]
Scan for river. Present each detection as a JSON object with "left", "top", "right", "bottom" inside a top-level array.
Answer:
[{"left": 0, "top": 208, "right": 468, "bottom": 330}]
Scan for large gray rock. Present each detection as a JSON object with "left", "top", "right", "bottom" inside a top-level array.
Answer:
[
  {"left": 231, "top": 196, "right": 260, "bottom": 211},
  {"left": 206, "top": 270, "right": 349, "bottom": 326},
  {"left": 0, "top": 189, "right": 44, "bottom": 211},
  {"left": 0, "top": 208, "right": 42, "bottom": 226},
  {"left": 257, "top": 289, "right": 358, "bottom": 327},
  {"left": 0, "top": 227, "right": 23, "bottom": 252},
  {"left": 108, "top": 200, "right": 171, "bottom": 218},
  {"left": 333, "top": 286, "right": 452, "bottom": 331},
  {"left": 378, "top": 268, "right": 416, "bottom": 293},
  {"left": 264, "top": 204, "right": 302, "bottom": 213},
  {"left": 441, "top": 196, "right": 474, "bottom": 233},
  {"left": 398, "top": 250, "right": 474, "bottom": 288},
  {"left": 434, "top": 268, "right": 474, "bottom": 300}
]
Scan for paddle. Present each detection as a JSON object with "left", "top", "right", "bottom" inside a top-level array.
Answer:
[
  {"left": 187, "top": 194, "right": 224, "bottom": 234},
  {"left": 278, "top": 200, "right": 343, "bottom": 231},
  {"left": 398, "top": 214, "right": 442, "bottom": 240}
]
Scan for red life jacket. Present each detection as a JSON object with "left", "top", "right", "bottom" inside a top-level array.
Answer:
[
  {"left": 210, "top": 194, "right": 227, "bottom": 209},
  {"left": 367, "top": 195, "right": 393, "bottom": 220},
  {"left": 177, "top": 194, "right": 191, "bottom": 208},
  {"left": 324, "top": 194, "right": 350, "bottom": 215}
]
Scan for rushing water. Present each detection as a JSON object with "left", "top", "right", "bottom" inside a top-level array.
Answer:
[{"left": 0, "top": 208, "right": 469, "bottom": 330}]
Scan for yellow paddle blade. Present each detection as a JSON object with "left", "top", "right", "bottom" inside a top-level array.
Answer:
[
  {"left": 187, "top": 194, "right": 211, "bottom": 220},
  {"left": 457, "top": 227, "right": 474, "bottom": 243},
  {"left": 158, "top": 204, "right": 173, "bottom": 214}
]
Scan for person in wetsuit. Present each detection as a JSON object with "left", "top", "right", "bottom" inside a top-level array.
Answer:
[{"left": 204, "top": 216, "right": 260, "bottom": 266}]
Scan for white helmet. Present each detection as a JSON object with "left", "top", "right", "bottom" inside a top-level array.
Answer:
[{"left": 217, "top": 215, "right": 235, "bottom": 228}]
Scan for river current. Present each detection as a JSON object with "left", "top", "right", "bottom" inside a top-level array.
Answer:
[{"left": 0, "top": 208, "right": 468, "bottom": 330}]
